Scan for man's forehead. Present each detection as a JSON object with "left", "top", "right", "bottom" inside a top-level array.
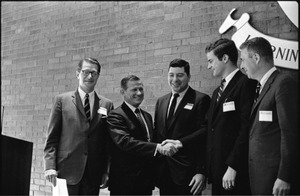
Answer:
[
  {"left": 128, "top": 80, "right": 143, "bottom": 86},
  {"left": 82, "top": 61, "right": 98, "bottom": 70},
  {"left": 168, "top": 67, "right": 186, "bottom": 74}
]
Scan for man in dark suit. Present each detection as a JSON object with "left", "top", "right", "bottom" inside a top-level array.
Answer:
[
  {"left": 44, "top": 58, "right": 114, "bottom": 195},
  {"left": 154, "top": 59, "right": 211, "bottom": 195},
  {"left": 205, "top": 38, "right": 256, "bottom": 195},
  {"left": 107, "top": 75, "right": 177, "bottom": 195},
  {"left": 240, "top": 37, "right": 299, "bottom": 195}
]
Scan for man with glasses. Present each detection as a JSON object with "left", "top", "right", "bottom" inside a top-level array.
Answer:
[{"left": 44, "top": 57, "right": 114, "bottom": 195}]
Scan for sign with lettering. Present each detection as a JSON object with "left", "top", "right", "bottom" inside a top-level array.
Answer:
[{"left": 219, "top": 7, "right": 298, "bottom": 70}]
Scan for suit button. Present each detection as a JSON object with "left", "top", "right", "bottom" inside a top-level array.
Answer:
[
  {"left": 211, "top": 129, "right": 214, "bottom": 132},
  {"left": 84, "top": 152, "right": 88, "bottom": 156}
]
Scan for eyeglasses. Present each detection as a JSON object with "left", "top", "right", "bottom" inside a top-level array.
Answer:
[{"left": 81, "top": 70, "right": 99, "bottom": 77}]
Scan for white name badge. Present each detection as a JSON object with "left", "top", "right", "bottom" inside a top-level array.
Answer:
[
  {"left": 184, "top": 103, "right": 193, "bottom": 110},
  {"left": 223, "top": 101, "right": 235, "bottom": 112},
  {"left": 259, "top": 111, "right": 272, "bottom": 122},
  {"left": 98, "top": 107, "right": 107, "bottom": 116}
]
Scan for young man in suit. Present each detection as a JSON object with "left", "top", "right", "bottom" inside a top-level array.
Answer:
[
  {"left": 106, "top": 75, "right": 177, "bottom": 195},
  {"left": 240, "top": 37, "right": 299, "bottom": 195},
  {"left": 205, "top": 38, "right": 257, "bottom": 195},
  {"left": 154, "top": 59, "right": 211, "bottom": 195},
  {"left": 44, "top": 57, "right": 114, "bottom": 195}
]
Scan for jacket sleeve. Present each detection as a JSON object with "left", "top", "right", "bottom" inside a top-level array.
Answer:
[
  {"left": 225, "top": 79, "right": 257, "bottom": 170},
  {"left": 107, "top": 110, "right": 157, "bottom": 157},
  {"left": 43, "top": 95, "right": 62, "bottom": 171}
]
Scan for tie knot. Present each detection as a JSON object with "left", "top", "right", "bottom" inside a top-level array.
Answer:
[
  {"left": 221, "top": 79, "right": 226, "bottom": 85},
  {"left": 257, "top": 82, "right": 261, "bottom": 88},
  {"left": 173, "top": 93, "right": 179, "bottom": 99},
  {"left": 85, "top": 93, "right": 89, "bottom": 98},
  {"left": 135, "top": 108, "right": 140, "bottom": 114}
]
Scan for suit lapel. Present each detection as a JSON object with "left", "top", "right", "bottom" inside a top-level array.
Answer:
[
  {"left": 91, "top": 93, "right": 100, "bottom": 121},
  {"left": 213, "top": 71, "right": 243, "bottom": 112},
  {"left": 141, "top": 109, "right": 153, "bottom": 140},
  {"left": 121, "top": 103, "right": 148, "bottom": 140},
  {"left": 250, "top": 70, "right": 279, "bottom": 116},
  {"left": 163, "top": 93, "right": 172, "bottom": 134},
  {"left": 168, "top": 87, "right": 195, "bottom": 129},
  {"left": 121, "top": 102, "right": 139, "bottom": 126},
  {"left": 72, "top": 90, "right": 86, "bottom": 117}
]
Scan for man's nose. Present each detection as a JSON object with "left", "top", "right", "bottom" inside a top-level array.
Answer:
[{"left": 87, "top": 73, "right": 93, "bottom": 78}]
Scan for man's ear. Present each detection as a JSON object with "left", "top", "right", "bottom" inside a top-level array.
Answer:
[
  {"left": 76, "top": 71, "right": 80, "bottom": 79},
  {"left": 222, "top": 54, "right": 229, "bottom": 63},
  {"left": 120, "top": 89, "right": 124, "bottom": 95},
  {"left": 253, "top": 53, "right": 260, "bottom": 64}
]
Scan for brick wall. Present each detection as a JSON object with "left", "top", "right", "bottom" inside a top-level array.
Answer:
[{"left": 1, "top": 2, "right": 298, "bottom": 195}]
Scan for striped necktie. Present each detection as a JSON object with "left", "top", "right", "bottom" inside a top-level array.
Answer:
[
  {"left": 216, "top": 79, "right": 226, "bottom": 102},
  {"left": 253, "top": 82, "right": 261, "bottom": 104},
  {"left": 84, "top": 94, "right": 91, "bottom": 123}
]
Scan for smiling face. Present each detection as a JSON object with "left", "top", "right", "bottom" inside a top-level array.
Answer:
[
  {"left": 168, "top": 67, "right": 190, "bottom": 93},
  {"left": 121, "top": 80, "right": 144, "bottom": 108},
  {"left": 206, "top": 50, "right": 226, "bottom": 78},
  {"left": 76, "top": 61, "right": 99, "bottom": 93}
]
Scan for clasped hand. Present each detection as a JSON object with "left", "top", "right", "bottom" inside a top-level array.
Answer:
[{"left": 157, "top": 139, "right": 182, "bottom": 156}]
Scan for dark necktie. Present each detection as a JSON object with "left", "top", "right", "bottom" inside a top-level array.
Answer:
[
  {"left": 167, "top": 93, "right": 179, "bottom": 124},
  {"left": 253, "top": 82, "right": 261, "bottom": 104},
  {"left": 84, "top": 94, "right": 91, "bottom": 123},
  {"left": 216, "top": 79, "right": 226, "bottom": 102},
  {"left": 135, "top": 108, "right": 150, "bottom": 141}
]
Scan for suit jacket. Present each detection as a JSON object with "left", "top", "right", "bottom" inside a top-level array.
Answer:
[
  {"left": 249, "top": 70, "right": 299, "bottom": 195},
  {"left": 107, "top": 102, "right": 157, "bottom": 193},
  {"left": 44, "top": 89, "right": 114, "bottom": 186},
  {"left": 206, "top": 71, "right": 257, "bottom": 192},
  {"left": 154, "top": 87, "right": 210, "bottom": 186}
]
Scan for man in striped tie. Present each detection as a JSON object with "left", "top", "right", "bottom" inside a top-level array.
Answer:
[
  {"left": 205, "top": 38, "right": 257, "bottom": 195},
  {"left": 240, "top": 37, "right": 299, "bottom": 195},
  {"left": 44, "top": 57, "right": 114, "bottom": 195}
]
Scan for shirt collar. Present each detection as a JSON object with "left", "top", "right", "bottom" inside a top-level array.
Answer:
[
  {"left": 223, "top": 68, "right": 239, "bottom": 89},
  {"left": 260, "top": 67, "right": 277, "bottom": 88},
  {"left": 124, "top": 101, "right": 140, "bottom": 113},
  {"left": 172, "top": 85, "right": 189, "bottom": 98},
  {"left": 78, "top": 87, "right": 94, "bottom": 100}
]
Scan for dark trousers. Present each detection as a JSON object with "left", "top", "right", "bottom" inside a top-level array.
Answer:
[
  {"left": 110, "top": 189, "right": 152, "bottom": 195},
  {"left": 158, "top": 169, "right": 196, "bottom": 195},
  {"left": 211, "top": 178, "right": 251, "bottom": 195},
  {"left": 67, "top": 166, "right": 99, "bottom": 196}
]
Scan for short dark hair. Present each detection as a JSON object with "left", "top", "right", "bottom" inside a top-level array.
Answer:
[
  {"left": 77, "top": 57, "right": 101, "bottom": 73},
  {"left": 121, "top": 75, "right": 141, "bottom": 90},
  {"left": 205, "top": 38, "right": 238, "bottom": 65},
  {"left": 169, "top": 58, "right": 190, "bottom": 76},
  {"left": 239, "top": 37, "right": 273, "bottom": 62}
]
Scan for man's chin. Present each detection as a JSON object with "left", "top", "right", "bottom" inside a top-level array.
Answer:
[{"left": 171, "top": 86, "right": 181, "bottom": 93}]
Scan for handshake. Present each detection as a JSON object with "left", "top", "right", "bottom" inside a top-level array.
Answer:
[{"left": 157, "top": 139, "right": 183, "bottom": 157}]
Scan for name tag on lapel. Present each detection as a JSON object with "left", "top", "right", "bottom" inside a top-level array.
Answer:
[
  {"left": 223, "top": 101, "right": 235, "bottom": 112},
  {"left": 98, "top": 107, "right": 107, "bottom": 116},
  {"left": 259, "top": 111, "right": 272, "bottom": 122},
  {"left": 184, "top": 103, "right": 193, "bottom": 110}
]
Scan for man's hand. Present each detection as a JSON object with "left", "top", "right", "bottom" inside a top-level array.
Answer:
[
  {"left": 161, "top": 139, "right": 183, "bottom": 149},
  {"left": 222, "top": 166, "right": 236, "bottom": 190},
  {"left": 272, "top": 178, "right": 291, "bottom": 196},
  {"left": 100, "top": 173, "right": 109, "bottom": 189},
  {"left": 44, "top": 169, "right": 57, "bottom": 187},
  {"left": 189, "top": 173, "right": 206, "bottom": 195},
  {"left": 157, "top": 143, "right": 178, "bottom": 156}
]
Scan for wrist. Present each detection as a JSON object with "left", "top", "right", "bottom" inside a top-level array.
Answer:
[{"left": 176, "top": 140, "right": 183, "bottom": 148}]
